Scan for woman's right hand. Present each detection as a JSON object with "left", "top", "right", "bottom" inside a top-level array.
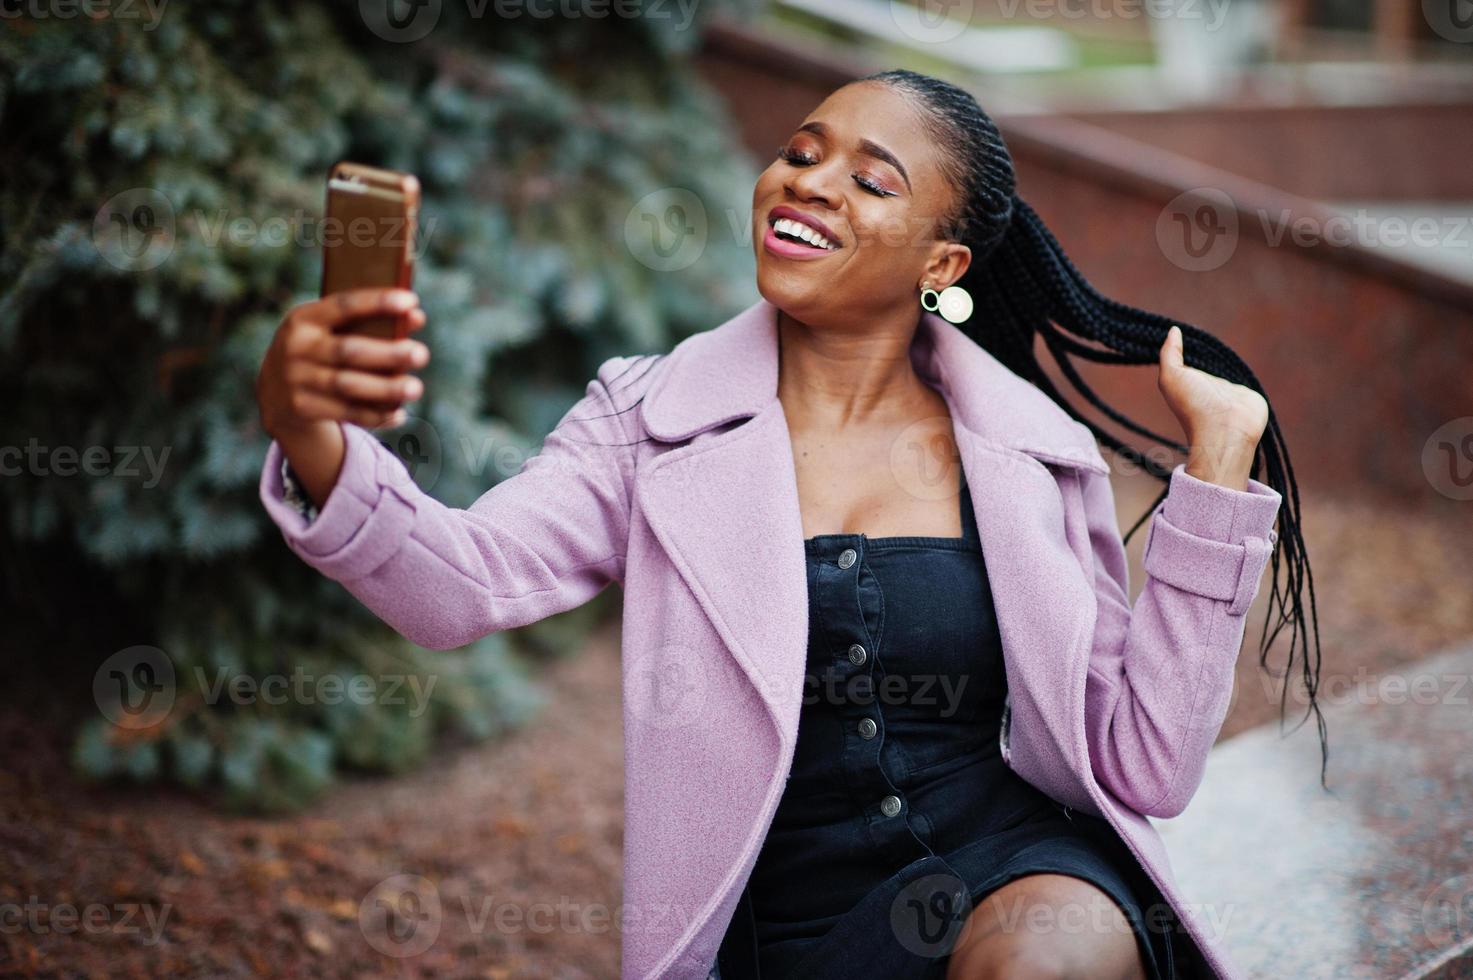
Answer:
[{"left": 256, "top": 287, "right": 430, "bottom": 508}]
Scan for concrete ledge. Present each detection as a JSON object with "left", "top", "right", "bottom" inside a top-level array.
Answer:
[{"left": 1152, "top": 642, "right": 1473, "bottom": 979}]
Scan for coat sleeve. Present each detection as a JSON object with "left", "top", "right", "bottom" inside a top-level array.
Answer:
[
  {"left": 258, "top": 355, "right": 644, "bottom": 650},
  {"left": 1080, "top": 461, "right": 1282, "bottom": 818}
]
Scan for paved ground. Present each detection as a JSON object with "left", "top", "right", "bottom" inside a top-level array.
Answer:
[
  {"left": 0, "top": 625, "right": 628, "bottom": 979},
  {"left": 1155, "top": 641, "right": 1473, "bottom": 980}
]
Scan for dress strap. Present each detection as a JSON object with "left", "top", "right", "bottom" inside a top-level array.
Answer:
[{"left": 958, "top": 475, "right": 980, "bottom": 547}]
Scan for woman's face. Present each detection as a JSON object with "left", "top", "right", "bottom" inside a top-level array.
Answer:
[{"left": 751, "top": 80, "right": 971, "bottom": 330}]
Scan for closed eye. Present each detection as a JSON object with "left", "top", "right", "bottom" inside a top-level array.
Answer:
[
  {"left": 854, "top": 174, "right": 893, "bottom": 197},
  {"left": 776, "top": 146, "right": 897, "bottom": 198}
]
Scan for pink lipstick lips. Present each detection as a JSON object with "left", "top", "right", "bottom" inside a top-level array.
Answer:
[{"left": 763, "top": 205, "right": 842, "bottom": 260}]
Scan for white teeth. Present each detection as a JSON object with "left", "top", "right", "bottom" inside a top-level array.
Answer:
[{"left": 773, "top": 217, "right": 836, "bottom": 250}]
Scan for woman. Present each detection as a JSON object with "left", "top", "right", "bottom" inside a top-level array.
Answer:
[{"left": 255, "top": 70, "right": 1323, "bottom": 979}]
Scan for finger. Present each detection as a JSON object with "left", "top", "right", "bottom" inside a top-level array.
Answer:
[
  {"left": 405, "top": 308, "right": 428, "bottom": 333},
  {"left": 299, "top": 288, "right": 418, "bottom": 330},
  {"left": 354, "top": 405, "right": 408, "bottom": 429},
  {"left": 299, "top": 332, "right": 429, "bottom": 373},
  {"left": 1160, "top": 324, "right": 1183, "bottom": 373},
  {"left": 290, "top": 362, "right": 423, "bottom": 405},
  {"left": 289, "top": 388, "right": 406, "bottom": 428}
]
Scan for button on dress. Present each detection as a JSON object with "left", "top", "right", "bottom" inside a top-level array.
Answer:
[{"left": 712, "top": 478, "right": 1183, "bottom": 979}]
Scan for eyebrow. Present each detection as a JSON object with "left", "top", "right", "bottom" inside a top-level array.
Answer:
[{"left": 797, "top": 120, "right": 911, "bottom": 192}]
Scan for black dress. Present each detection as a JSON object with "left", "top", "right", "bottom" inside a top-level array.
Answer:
[{"left": 712, "top": 478, "right": 1182, "bottom": 979}]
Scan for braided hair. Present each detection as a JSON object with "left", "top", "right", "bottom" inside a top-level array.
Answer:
[
  {"left": 859, "top": 68, "right": 1328, "bottom": 790},
  {"left": 571, "top": 67, "right": 1327, "bottom": 790}
]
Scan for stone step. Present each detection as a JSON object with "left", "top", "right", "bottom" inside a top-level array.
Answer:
[{"left": 1152, "top": 642, "right": 1473, "bottom": 979}]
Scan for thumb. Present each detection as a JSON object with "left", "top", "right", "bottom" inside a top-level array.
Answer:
[{"left": 1159, "top": 324, "right": 1183, "bottom": 377}]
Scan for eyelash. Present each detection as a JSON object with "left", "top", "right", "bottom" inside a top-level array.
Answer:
[{"left": 775, "top": 145, "right": 896, "bottom": 198}]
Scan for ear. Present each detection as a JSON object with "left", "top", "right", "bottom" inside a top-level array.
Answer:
[{"left": 923, "top": 241, "right": 972, "bottom": 289}]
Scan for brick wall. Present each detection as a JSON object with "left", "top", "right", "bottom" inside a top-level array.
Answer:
[
  {"left": 696, "top": 22, "right": 1473, "bottom": 504},
  {"left": 1064, "top": 104, "right": 1473, "bottom": 201}
]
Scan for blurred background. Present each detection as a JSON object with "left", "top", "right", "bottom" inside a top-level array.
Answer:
[{"left": 1, "top": 0, "right": 1470, "bottom": 976}]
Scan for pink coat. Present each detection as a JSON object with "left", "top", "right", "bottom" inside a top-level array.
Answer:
[{"left": 260, "top": 297, "right": 1281, "bottom": 979}]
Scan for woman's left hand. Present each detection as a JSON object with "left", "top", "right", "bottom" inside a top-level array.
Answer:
[{"left": 1157, "top": 324, "right": 1269, "bottom": 490}]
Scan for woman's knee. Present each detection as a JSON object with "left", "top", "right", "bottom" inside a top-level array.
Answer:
[
  {"left": 946, "top": 938, "right": 1077, "bottom": 980},
  {"left": 943, "top": 873, "right": 1145, "bottom": 980}
]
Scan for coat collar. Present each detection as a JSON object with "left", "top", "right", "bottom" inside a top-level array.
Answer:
[{"left": 639, "top": 296, "right": 1108, "bottom": 475}]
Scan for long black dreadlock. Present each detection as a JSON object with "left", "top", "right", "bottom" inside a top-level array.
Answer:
[
  {"left": 859, "top": 67, "right": 1328, "bottom": 790},
  {"left": 571, "top": 68, "right": 1328, "bottom": 792}
]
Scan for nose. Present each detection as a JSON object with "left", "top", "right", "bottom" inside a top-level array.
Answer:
[{"left": 785, "top": 160, "right": 841, "bottom": 211}]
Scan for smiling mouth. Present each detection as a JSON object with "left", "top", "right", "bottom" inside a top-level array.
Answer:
[{"left": 769, "top": 216, "right": 840, "bottom": 251}]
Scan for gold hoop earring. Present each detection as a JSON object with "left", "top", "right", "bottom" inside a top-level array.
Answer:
[{"left": 919, "top": 281, "right": 974, "bottom": 325}]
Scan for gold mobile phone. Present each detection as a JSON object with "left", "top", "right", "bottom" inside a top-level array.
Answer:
[{"left": 320, "top": 162, "right": 421, "bottom": 339}]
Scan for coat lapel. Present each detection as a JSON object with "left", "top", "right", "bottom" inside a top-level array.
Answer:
[
  {"left": 635, "top": 399, "right": 810, "bottom": 747},
  {"left": 951, "top": 422, "right": 1104, "bottom": 804},
  {"left": 635, "top": 297, "right": 1112, "bottom": 764}
]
